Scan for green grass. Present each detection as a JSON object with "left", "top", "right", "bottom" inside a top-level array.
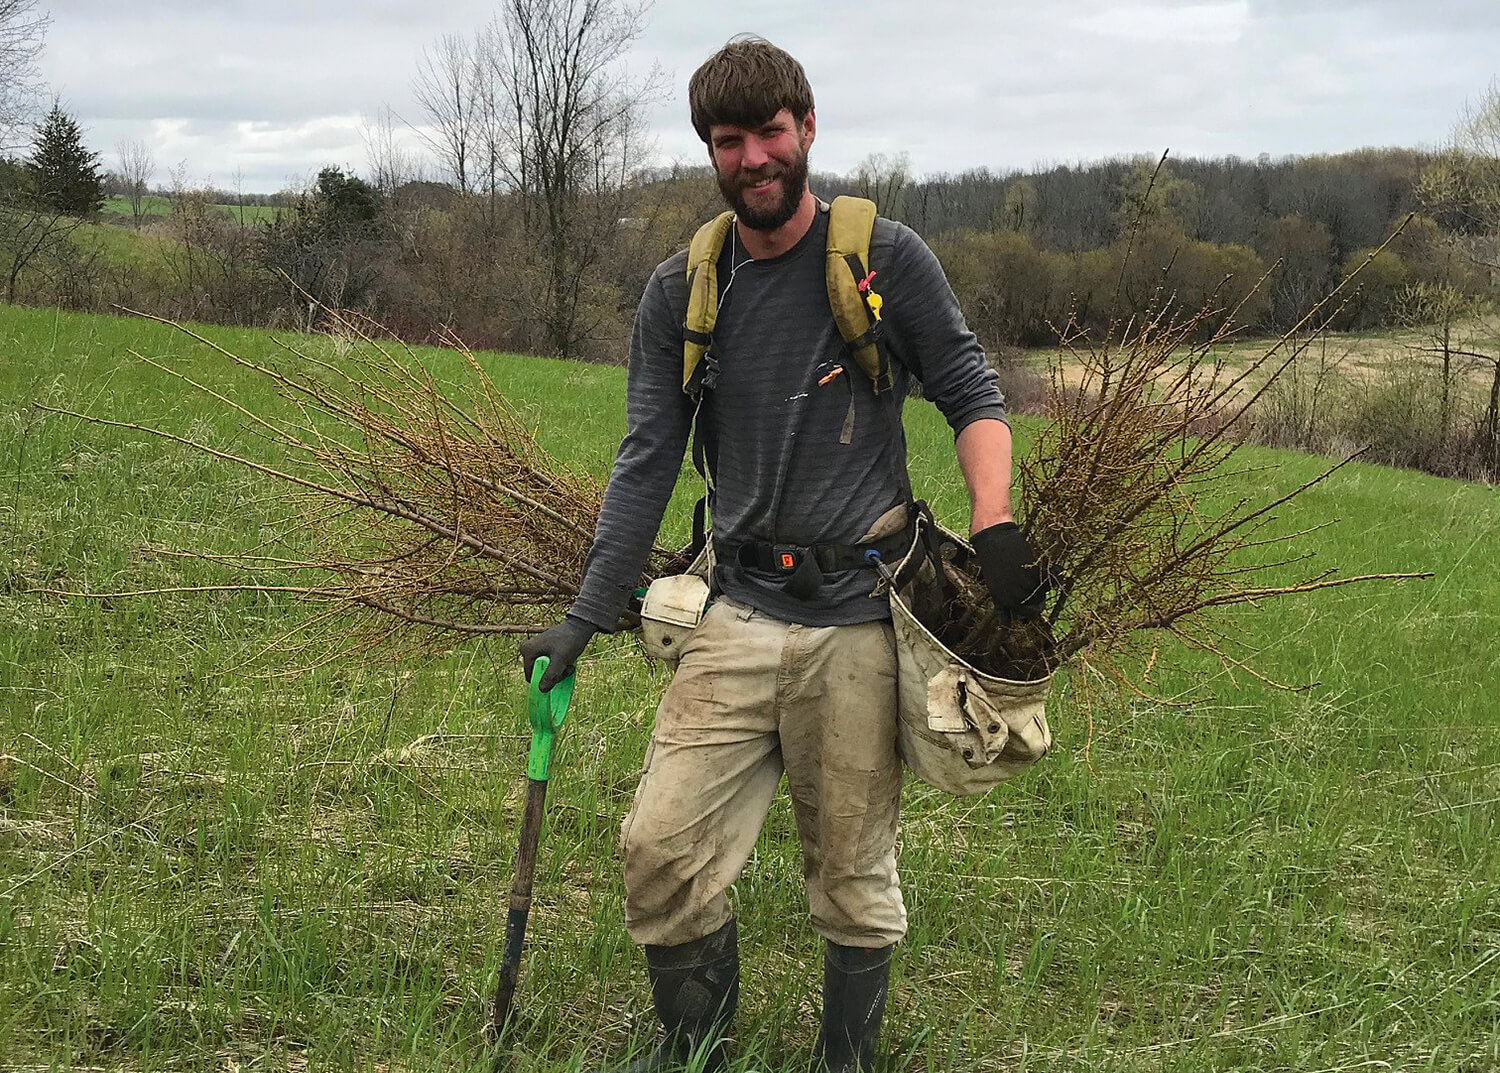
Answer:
[
  {"left": 101, "top": 196, "right": 284, "bottom": 225},
  {"left": 100, "top": 194, "right": 173, "bottom": 218},
  {"left": 71, "top": 218, "right": 174, "bottom": 274},
  {"left": 2, "top": 305, "right": 1497, "bottom": 1071}
]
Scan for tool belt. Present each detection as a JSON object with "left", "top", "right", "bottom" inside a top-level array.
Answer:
[
  {"left": 718, "top": 528, "right": 910, "bottom": 575},
  {"left": 715, "top": 526, "right": 911, "bottom": 600}
]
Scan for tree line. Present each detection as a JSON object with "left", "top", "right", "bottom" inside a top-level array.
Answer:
[
  {"left": 0, "top": 0, "right": 1496, "bottom": 478},
  {"left": 0, "top": 122, "right": 1465, "bottom": 356},
  {"left": 822, "top": 148, "right": 1470, "bottom": 345}
]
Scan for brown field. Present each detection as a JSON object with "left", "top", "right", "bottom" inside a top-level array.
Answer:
[{"left": 1027, "top": 323, "right": 1498, "bottom": 395}]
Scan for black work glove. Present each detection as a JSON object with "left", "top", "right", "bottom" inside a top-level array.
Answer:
[
  {"left": 970, "top": 522, "right": 1047, "bottom": 621},
  {"left": 519, "top": 615, "right": 596, "bottom": 692}
]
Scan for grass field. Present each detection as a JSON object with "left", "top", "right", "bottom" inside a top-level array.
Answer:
[
  {"left": 72, "top": 219, "right": 175, "bottom": 275},
  {"left": 101, "top": 196, "right": 284, "bottom": 225},
  {"left": 2, "top": 305, "right": 1497, "bottom": 1072}
]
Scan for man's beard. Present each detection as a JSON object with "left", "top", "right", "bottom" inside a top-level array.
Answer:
[{"left": 718, "top": 145, "right": 810, "bottom": 231}]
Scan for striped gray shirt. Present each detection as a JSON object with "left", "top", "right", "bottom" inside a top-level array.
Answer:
[{"left": 570, "top": 206, "right": 1006, "bottom": 630}]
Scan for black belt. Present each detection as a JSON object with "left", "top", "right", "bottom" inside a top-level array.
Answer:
[{"left": 715, "top": 526, "right": 910, "bottom": 578}]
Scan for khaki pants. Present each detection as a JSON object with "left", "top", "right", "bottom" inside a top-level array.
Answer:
[{"left": 620, "top": 596, "right": 907, "bottom": 949}]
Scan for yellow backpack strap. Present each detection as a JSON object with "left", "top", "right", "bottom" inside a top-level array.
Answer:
[
  {"left": 682, "top": 211, "right": 737, "bottom": 395},
  {"left": 825, "top": 195, "right": 892, "bottom": 394}
]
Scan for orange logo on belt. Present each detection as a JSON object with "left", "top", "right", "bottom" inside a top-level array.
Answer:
[{"left": 780, "top": 553, "right": 797, "bottom": 569}]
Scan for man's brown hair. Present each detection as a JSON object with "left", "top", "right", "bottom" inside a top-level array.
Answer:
[{"left": 688, "top": 36, "right": 814, "bottom": 145}]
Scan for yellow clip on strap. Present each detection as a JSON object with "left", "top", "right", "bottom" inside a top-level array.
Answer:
[{"left": 824, "top": 195, "right": 891, "bottom": 394}]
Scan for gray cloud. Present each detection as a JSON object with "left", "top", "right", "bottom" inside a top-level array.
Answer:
[
  {"left": 1251, "top": 0, "right": 1500, "bottom": 30},
  {"left": 38, "top": 0, "right": 1498, "bottom": 192}
]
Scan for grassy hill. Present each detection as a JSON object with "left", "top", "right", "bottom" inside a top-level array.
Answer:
[
  {"left": 101, "top": 194, "right": 284, "bottom": 225},
  {"left": 1, "top": 305, "right": 1496, "bottom": 1071}
]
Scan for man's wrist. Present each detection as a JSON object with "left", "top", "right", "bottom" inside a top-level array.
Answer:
[
  {"left": 563, "top": 605, "right": 611, "bottom": 635},
  {"left": 970, "top": 507, "right": 1015, "bottom": 535}
]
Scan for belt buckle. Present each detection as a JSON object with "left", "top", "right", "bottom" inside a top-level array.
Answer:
[{"left": 770, "top": 544, "right": 802, "bottom": 574}]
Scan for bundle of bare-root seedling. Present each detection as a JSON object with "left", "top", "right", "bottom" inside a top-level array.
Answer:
[
  {"left": 39, "top": 308, "right": 684, "bottom": 665},
  {"left": 40, "top": 237, "right": 1428, "bottom": 686},
  {"left": 913, "top": 290, "right": 1429, "bottom": 690}
]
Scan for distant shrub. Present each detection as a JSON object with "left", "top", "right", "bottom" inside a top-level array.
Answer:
[
  {"left": 1245, "top": 352, "right": 1497, "bottom": 483},
  {"left": 1333, "top": 249, "right": 1410, "bottom": 330},
  {"left": 989, "top": 347, "right": 1050, "bottom": 416}
]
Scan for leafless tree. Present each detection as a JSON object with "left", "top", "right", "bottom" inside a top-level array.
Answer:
[
  {"left": 1418, "top": 79, "right": 1500, "bottom": 478},
  {"left": 0, "top": 188, "right": 82, "bottom": 301},
  {"left": 853, "top": 151, "right": 911, "bottom": 220},
  {"left": 0, "top": 0, "right": 47, "bottom": 150},
  {"left": 999, "top": 176, "right": 1036, "bottom": 233},
  {"left": 413, "top": 33, "right": 481, "bottom": 194},
  {"left": 477, "top": 0, "right": 662, "bottom": 357},
  {"left": 362, "top": 105, "right": 419, "bottom": 198},
  {"left": 115, "top": 137, "right": 155, "bottom": 227},
  {"left": 468, "top": 35, "right": 508, "bottom": 204},
  {"left": 1421, "top": 80, "right": 1500, "bottom": 269}
]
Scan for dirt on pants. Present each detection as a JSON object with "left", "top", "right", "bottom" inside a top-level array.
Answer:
[{"left": 620, "top": 596, "right": 907, "bottom": 949}]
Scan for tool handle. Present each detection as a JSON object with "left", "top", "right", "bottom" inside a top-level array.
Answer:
[
  {"left": 488, "top": 776, "right": 550, "bottom": 1041},
  {"left": 486, "top": 662, "right": 576, "bottom": 1052},
  {"left": 526, "top": 656, "right": 574, "bottom": 781}
]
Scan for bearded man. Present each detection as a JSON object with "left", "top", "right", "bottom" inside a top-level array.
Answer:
[{"left": 522, "top": 35, "right": 1037, "bottom": 1073}]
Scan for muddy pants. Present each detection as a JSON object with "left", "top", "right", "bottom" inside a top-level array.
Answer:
[{"left": 620, "top": 596, "right": 907, "bottom": 949}]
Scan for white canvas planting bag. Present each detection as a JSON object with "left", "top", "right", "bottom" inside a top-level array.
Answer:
[
  {"left": 886, "top": 512, "right": 1053, "bottom": 795},
  {"left": 638, "top": 546, "right": 712, "bottom": 668}
]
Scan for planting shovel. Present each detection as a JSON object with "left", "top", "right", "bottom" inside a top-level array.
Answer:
[{"left": 486, "top": 655, "right": 575, "bottom": 1043}]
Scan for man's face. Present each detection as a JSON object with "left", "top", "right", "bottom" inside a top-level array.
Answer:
[{"left": 707, "top": 108, "right": 815, "bottom": 232}]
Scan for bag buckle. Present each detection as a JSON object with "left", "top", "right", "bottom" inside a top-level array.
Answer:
[{"left": 770, "top": 544, "right": 803, "bottom": 574}]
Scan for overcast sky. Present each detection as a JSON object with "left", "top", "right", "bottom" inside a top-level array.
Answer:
[{"left": 41, "top": 0, "right": 1500, "bottom": 194}]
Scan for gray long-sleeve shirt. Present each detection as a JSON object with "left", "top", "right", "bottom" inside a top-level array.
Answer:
[{"left": 569, "top": 205, "right": 1006, "bottom": 631}]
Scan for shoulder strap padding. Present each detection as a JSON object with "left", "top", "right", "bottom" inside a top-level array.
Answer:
[
  {"left": 682, "top": 210, "right": 736, "bottom": 393},
  {"left": 682, "top": 198, "right": 890, "bottom": 396},
  {"left": 826, "top": 195, "right": 892, "bottom": 394}
]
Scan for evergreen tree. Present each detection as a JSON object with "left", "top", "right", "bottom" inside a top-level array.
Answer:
[
  {"left": 258, "top": 166, "right": 387, "bottom": 318},
  {"left": 27, "top": 103, "right": 103, "bottom": 215},
  {"left": 308, "top": 166, "right": 382, "bottom": 238}
]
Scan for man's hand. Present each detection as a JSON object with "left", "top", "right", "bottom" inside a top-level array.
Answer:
[
  {"left": 519, "top": 615, "right": 597, "bottom": 692},
  {"left": 970, "top": 522, "right": 1047, "bottom": 621}
]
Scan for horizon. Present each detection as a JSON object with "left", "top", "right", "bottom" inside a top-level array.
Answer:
[{"left": 88, "top": 143, "right": 1448, "bottom": 202}]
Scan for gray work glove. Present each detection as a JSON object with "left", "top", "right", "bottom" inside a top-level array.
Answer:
[
  {"left": 519, "top": 615, "right": 596, "bottom": 692},
  {"left": 970, "top": 522, "right": 1047, "bottom": 621}
]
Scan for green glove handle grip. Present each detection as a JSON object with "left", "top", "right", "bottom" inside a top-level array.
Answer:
[{"left": 526, "top": 656, "right": 574, "bottom": 781}]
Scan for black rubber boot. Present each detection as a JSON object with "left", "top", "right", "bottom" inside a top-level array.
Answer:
[
  {"left": 596, "top": 917, "right": 739, "bottom": 1073},
  {"left": 815, "top": 941, "right": 894, "bottom": 1073}
]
